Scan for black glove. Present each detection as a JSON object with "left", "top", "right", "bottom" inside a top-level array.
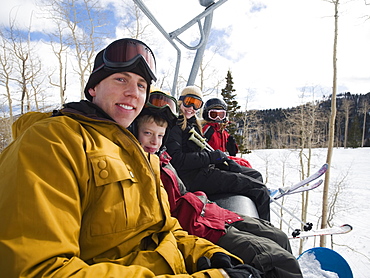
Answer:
[
  {"left": 226, "top": 159, "right": 243, "bottom": 173},
  {"left": 215, "top": 159, "right": 242, "bottom": 173},
  {"left": 197, "top": 252, "right": 231, "bottom": 272},
  {"left": 226, "top": 135, "right": 238, "bottom": 156},
  {"left": 210, "top": 252, "right": 234, "bottom": 268},
  {"left": 208, "top": 149, "right": 228, "bottom": 164},
  {"left": 197, "top": 253, "right": 262, "bottom": 278},
  {"left": 223, "top": 264, "right": 263, "bottom": 278},
  {"left": 197, "top": 256, "right": 212, "bottom": 272}
]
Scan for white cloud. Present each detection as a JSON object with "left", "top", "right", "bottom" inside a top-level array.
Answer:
[
  {"left": 137, "top": 0, "right": 370, "bottom": 109},
  {"left": 2, "top": 0, "right": 370, "bottom": 110},
  {"left": 1, "top": 0, "right": 56, "bottom": 33}
]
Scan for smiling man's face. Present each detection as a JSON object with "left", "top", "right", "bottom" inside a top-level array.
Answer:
[{"left": 88, "top": 72, "right": 148, "bottom": 128}]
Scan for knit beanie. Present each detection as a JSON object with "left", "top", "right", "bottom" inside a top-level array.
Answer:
[
  {"left": 179, "top": 86, "right": 203, "bottom": 100},
  {"left": 84, "top": 40, "right": 155, "bottom": 101},
  {"left": 84, "top": 50, "right": 109, "bottom": 101}
]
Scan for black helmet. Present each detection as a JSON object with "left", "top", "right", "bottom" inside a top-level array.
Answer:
[
  {"left": 130, "top": 89, "right": 178, "bottom": 152},
  {"left": 202, "top": 98, "right": 227, "bottom": 122}
]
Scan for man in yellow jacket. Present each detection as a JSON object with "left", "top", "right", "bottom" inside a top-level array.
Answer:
[{"left": 0, "top": 38, "right": 261, "bottom": 278}]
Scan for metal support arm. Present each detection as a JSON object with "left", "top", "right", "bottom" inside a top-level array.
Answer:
[{"left": 133, "top": 0, "right": 228, "bottom": 95}]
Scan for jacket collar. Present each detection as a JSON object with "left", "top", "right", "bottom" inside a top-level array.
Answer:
[
  {"left": 59, "top": 100, "right": 115, "bottom": 123},
  {"left": 206, "top": 122, "right": 221, "bottom": 131}
]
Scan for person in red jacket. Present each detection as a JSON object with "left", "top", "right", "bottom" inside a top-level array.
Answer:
[
  {"left": 133, "top": 90, "right": 303, "bottom": 278},
  {"left": 202, "top": 98, "right": 252, "bottom": 168}
]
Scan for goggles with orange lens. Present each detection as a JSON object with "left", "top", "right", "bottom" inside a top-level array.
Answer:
[
  {"left": 94, "top": 38, "right": 157, "bottom": 82},
  {"left": 179, "top": 94, "right": 204, "bottom": 110},
  {"left": 146, "top": 91, "right": 178, "bottom": 118},
  {"left": 208, "top": 109, "right": 227, "bottom": 121}
]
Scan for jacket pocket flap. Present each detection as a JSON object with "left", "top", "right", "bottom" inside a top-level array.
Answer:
[{"left": 89, "top": 154, "right": 138, "bottom": 186}]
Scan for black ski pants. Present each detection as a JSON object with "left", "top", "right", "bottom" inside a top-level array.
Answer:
[{"left": 217, "top": 216, "right": 303, "bottom": 278}]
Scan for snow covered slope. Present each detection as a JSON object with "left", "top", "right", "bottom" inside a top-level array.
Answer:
[{"left": 242, "top": 147, "right": 370, "bottom": 278}]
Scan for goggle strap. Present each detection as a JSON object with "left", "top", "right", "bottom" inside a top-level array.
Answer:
[
  {"left": 101, "top": 39, "right": 156, "bottom": 81},
  {"left": 179, "top": 94, "right": 202, "bottom": 101}
]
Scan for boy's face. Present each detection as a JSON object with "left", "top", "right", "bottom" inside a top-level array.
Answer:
[
  {"left": 88, "top": 72, "right": 148, "bottom": 128},
  {"left": 138, "top": 120, "right": 166, "bottom": 154}
]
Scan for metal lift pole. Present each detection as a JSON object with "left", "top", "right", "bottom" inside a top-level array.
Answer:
[
  {"left": 187, "top": 12, "right": 213, "bottom": 86},
  {"left": 133, "top": 0, "right": 228, "bottom": 96},
  {"left": 132, "top": 0, "right": 181, "bottom": 96}
]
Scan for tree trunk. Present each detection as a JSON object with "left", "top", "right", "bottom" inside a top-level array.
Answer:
[
  {"left": 361, "top": 100, "right": 368, "bottom": 147},
  {"left": 321, "top": 0, "right": 339, "bottom": 247}
]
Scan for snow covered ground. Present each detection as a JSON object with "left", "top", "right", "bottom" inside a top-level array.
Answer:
[{"left": 242, "top": 147, "right": 370, "bottom": 278}]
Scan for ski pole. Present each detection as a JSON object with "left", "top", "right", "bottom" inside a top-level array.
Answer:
[
  {"left": 270, "top": 197, "right": 313, "bottom": 232},
  {"left": 188, "top": 127, "right": 229, "bottom": 166},
  {"left": 188, "top": 127, "right": 214, "bottom": 151},
  {"left": 270, "top": 206, "right": 297, "bottom": 231}
]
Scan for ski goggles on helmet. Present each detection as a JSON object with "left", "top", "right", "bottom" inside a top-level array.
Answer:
[
  {"left": 94, "top": 38, "right": 157, "bottom": 82},
  {"left": 208, "top": 109, "right": 227, "bottom": 121},
  {"left": 146, "top": 91, "right": 179, "bottom": 118},
  {"left": 179, "top": 94, "right": 204, "bottom": 110}
]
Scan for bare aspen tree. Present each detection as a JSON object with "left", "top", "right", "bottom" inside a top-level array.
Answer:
[
  {"left": 124, "top": 0, "right": 151, "bottom": 40},
  {"left": 69, "top": 0, "right": 105, "bottom": 99},
  {"left": 241, "top": 106, "right": 249, "bottom": 150},
  {"left": 299, "top": 102, "right": 316, "bottom": 253},
  {"left": 341, "top": 98, "right": 353, "bottom": 148},
  {"left": 276, "top": 119, "right": 291, "bottom": 149},
  {"left": 280, "top": 110, "right": 296, "bottom": 149},
  {"left": 240, "top": 92, "right": 258, "bottom": 152},
  {"left": 29, "top": 53, "right": 48, "bottom": 111},
  {"left": 7, "top": 21, "right": 31, "bottom": 114},
  {"left": 198, "top": 55, "right": 223, "bottom": 97},
  {"left": 197, "top": 29, "right": 228, "bottom": 96},
  {"left": 326, "top": 169, "right": 349, "bottom": 249},
  {"left": 359, "top": 99, "right": 369, "bottom": 147},
  {"left": 285, "top": 96, "right": 319, "bottom": 252},
  {"left": 42, "top": 0, "right": 109, "bottom": 100},
  {"left": 310, "top": 102, "right": 327, "bottom": 148},
  {"left": 321, "top": 0, "right": 339, "bottom": 247},
  {"left": 155, "top": 69, "right": 172, "bottom": 91},
  {"left": 335, "top": 111, "right": 343, "bottom": 147},
  {"left": 44, "top": 12, "right": 69, "bottom": 105},
  {"left": 273, "top": 122, "right": 284, "bottom": 149},
  {"left": 0, "top": 32, "right": 14, "bottom": 147},
  {"left": 0, "top": 115, "right": 12, "bottom": 151},
  {"left": 275, "top": 151, "right": 292, "bottom": 231},
  {"left": 0, "top": 31, "right": 14, "bottom": 124},
  {"left": 4, "top": 16, "right": 44, "bottom": 114}
]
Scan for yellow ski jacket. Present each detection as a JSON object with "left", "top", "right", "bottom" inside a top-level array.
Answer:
[{"left": 0, "top": 101, "right": 239, "bottom": 278}]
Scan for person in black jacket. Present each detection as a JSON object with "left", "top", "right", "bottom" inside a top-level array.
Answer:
[
  {"left": 165, "top": 86, "right": 271, "bottom": 221},
  {"left": 132, "top": 90, "right": 303, "bottom": 278}
]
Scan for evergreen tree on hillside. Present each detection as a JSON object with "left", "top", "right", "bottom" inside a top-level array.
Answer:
[
  {"left": 221, "top": 70, "right": 240, "bottom": 118},
  {"left": 221, "top": 70, "right": 243, "bottom": 150}
]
